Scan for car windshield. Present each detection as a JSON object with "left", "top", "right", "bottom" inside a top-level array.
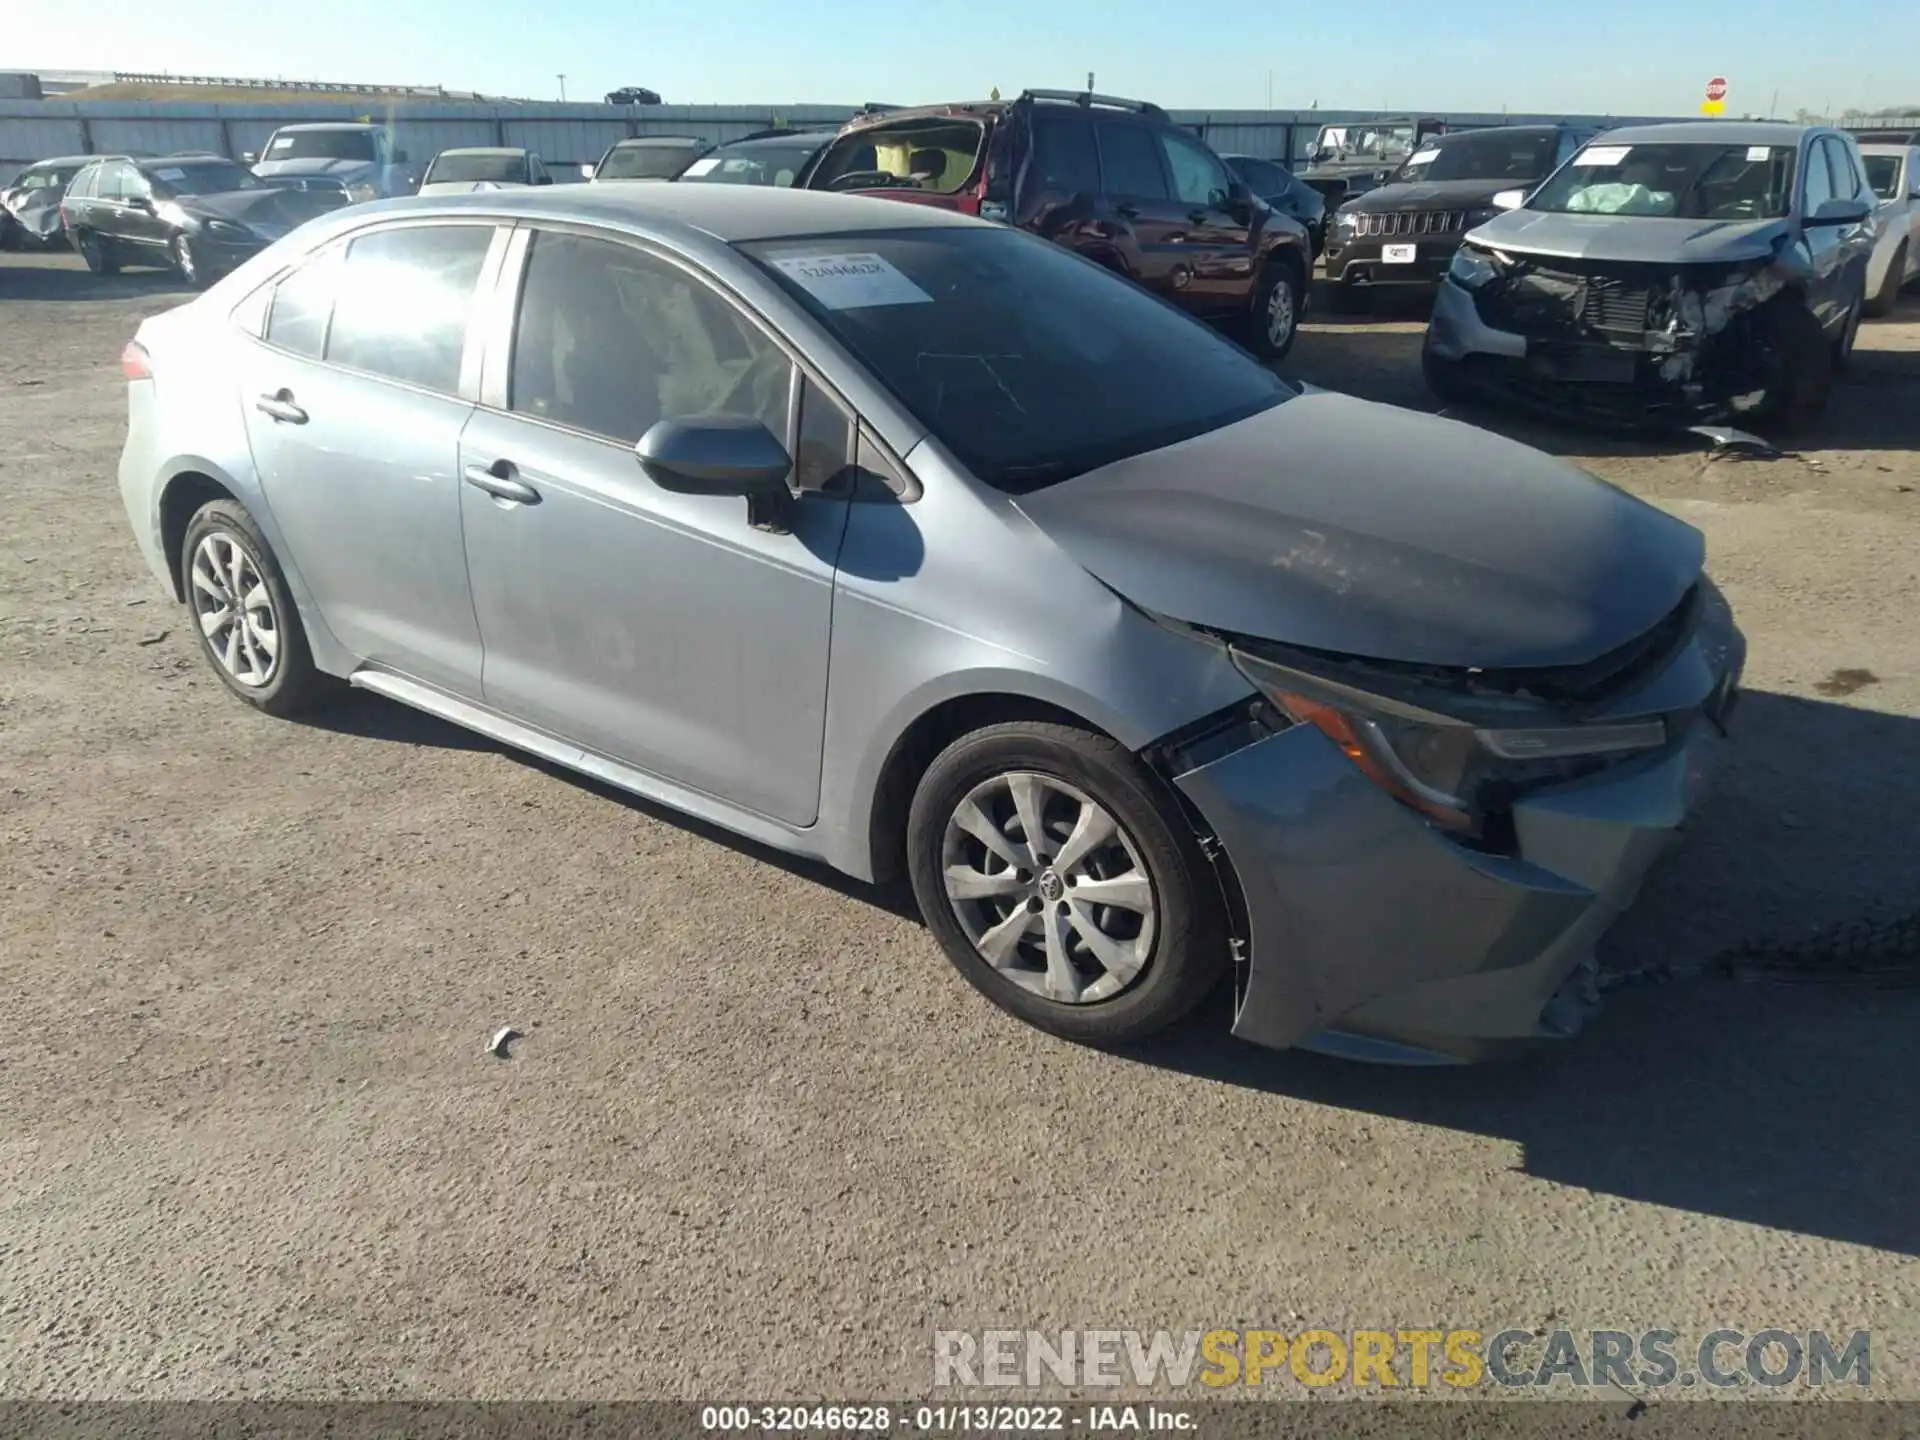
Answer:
[
  {"left": 1394, "top": 131, "right": 1557, "bottom": 184},
  {"left": 1314, "top": 124, "right": 1415, "bottom": 162},
  {"left": 598, "top": 144, "right": 700, "bottom": 179},
  {"left": 680, "top": 143, "right": 821, "bottom": 187},
  {"left": 149, "top": 161, "right": 262, "bottom": 195},
  {"left": 1526, "top": 141, "right": 1797, "bottom": 219},
  {"left": 425, "top": 152, "right": 529, "bottom": 184},
  {"left": 20, "top": 164, "right": 86, "bottom": 190},
  {"left": 740, "top": 227, "right": 1290, "bottom": 492},
  {"left": 1862, "top": 154, "right": 1902, "bottom": 200},
  {"left": 264, "top": 130, "right": 377, "bottom": 163}
]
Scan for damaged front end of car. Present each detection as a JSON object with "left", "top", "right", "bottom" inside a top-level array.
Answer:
[
  {"left": 1431, "top": 238, "right": 1815, "bottom": 428},
  {"left": 1144, "top": 581, "right": 1745, "bottom": 1063}
]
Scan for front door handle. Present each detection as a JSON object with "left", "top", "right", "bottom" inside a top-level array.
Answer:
[
  {"left": 254, "top": 389, "right": 307, "bottom": 424},
  {"left": 462, "top": 460, "right": 541, "bottom": 506}
]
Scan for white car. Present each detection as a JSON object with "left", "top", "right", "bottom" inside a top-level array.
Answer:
[
  {"left": 417, "top": 147, "right": 554, "bottom": 196},
  {"left": 1860, "top": 143, "right": 1920, "bottom": 315}
]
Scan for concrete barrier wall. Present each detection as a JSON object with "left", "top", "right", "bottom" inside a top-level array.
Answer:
[{"left": 2, "top": 98, "right": 1719, "bottom": 184}]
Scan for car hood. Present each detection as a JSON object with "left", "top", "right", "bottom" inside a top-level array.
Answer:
[
  {"left": 7, "top": 189, "right": 65, "bottom": 236},
  {"left": 176, "top": 188, "right": 334, "bottom": 233},
  {"left": 253, "top": 156, "right": 376, "bottom": 181},
  {"left": 1466, "top": 208, "right": 1790, "bottom": 265},
  {"left": 1344, "top": 177, "right": 1526, "bottom": 212},
  {"left": 1013, "top": 391, "right": 1703, "bottom": 670}
]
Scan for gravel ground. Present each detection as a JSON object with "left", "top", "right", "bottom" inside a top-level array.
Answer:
[{"left": 1, "top": 249, "right": 1916, "bottom": 1403}]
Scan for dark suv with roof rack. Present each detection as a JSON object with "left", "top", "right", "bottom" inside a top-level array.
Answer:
[
  {"left": 1323, "top": 123, "right": 1600, "bottom": 312},
  {"left": 802, "top": 88, "right": 1313, "bottom": 359}
]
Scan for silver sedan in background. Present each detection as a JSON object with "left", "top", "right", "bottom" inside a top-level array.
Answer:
[{"left": 114, "top": 186, "right": 1744, "bottom": 1063}]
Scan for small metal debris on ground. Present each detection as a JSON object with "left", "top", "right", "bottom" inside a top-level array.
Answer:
[
  {"left": 487, "top": 1025, "right": 522, "bottom": 1059},
  {"left": 135, "top": 630, "right": 169, "bottom": 646},
  {"left": 1687, "top": 425, "right": 1779, "bottom": 458}
]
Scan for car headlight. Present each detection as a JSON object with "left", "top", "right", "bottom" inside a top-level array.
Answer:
[
  {"left": 1464, "top": 206, "right": 1499, "bottom": 226},
  {"left": 345, "top": 181, "right": 378, "bottom": 203},
  {"left": 1447, "top": 244, "right": 1502, "bottom": 290},
  {"left": 1333, "top": 209, "right": 1358, "bottom": 230},
  {"left": 1230, "top": 647, "right": 1667, "bottom": 833}
]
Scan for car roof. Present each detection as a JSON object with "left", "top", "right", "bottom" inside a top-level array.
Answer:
[
  {"left": 1436, "top": 123, "right": 1574, "bottom": 140},
  {"left": 612, "top": 135, "right": 706, "bottom": 148},
  {"left": 842, "top": 102, "right": 1003, "bottom": 132},
  {"left": 272, "top": 122, "right": 377, "bottom": 132},
  {"left": 363, "top": 182, "right": 989, "bottom": 243},
  {"left": 434, "top": 147, "right": 528, "bottom": 157},
  {"left": 1593, "top": 120, "right": 1820, "bottom": 146},
  {"left": 715, "top": 131, "right": 833, "bottom": 151},
  {"left": 25, "top": 155, "right": 93, "bottom": 169}
]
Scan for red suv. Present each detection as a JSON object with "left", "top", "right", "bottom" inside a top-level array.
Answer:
[{"left": 803, "top": 89, "right": 1312, "bottom": 360}]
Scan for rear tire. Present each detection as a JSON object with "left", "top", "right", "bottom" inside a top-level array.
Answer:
[
  {"left": 1247, "top": 260, "right": 1302, "bottom": 362},
  {"left": 906, "top": 721, "right": 1226, "bottom": 1046},
  {"left": 180, "top": 499, "right": 337, "bottom": 717},
  {"left": 1863, "top": 244, "right": 1905, "bottom": 318},
  {"left": 76, "top": 229, "right": 119, "bottom": 275},
  {"left": 171, "top": 234, "right": 206, "bottom": 290}
]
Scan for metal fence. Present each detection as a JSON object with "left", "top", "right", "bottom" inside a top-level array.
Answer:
[{"left": 0, "top": 96, "right": 1741, "bottom": 185}]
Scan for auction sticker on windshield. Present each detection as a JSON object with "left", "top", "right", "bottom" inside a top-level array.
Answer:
[
  {"left": 683, "top": 157, "right": 720, "bottom": 176},
  {"left": 1574, "top": 146, "right": 1632, "bottom": 167},
  {"left": 1408, "top": 149, "right": 1440, "bottom": 165},
  {"left": 771, "top": 253, "right": 932, "bottom": 309}
]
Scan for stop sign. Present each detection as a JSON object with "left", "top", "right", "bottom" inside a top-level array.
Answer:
[{"left": 1706, "top": 76, "right": 1729, "bottom": 102}]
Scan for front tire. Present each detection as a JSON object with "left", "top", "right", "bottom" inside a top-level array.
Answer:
[
  {"left": 180, "top": 499, "right": 335, "bottom": 717},
  {"left": 906, "top": 721, "right": 1227, "bottom": 1046},
  {"left": 1749, "top": 297, "right": 1833, "bottom": 434},
  {"left": 171, "top": 234, "right": 206, "bottom": 289}
]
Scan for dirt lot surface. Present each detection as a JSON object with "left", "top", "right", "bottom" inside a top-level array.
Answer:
[{"left": 2, "top": 250, "right": 1916, "bottom": 1403}]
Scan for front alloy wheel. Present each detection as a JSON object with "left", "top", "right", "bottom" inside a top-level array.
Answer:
[
  {"left": 941, "top": 771, "right": 1157, "bottom": 1004},
  {"left": 906, "top": 720, "right": 1226, "bottom": 1045},
  {"left": 190, "top": 531, "right": 279, "bottom": 688},
  {"left": 171, "top": 234, "right": 203, "bottom": 289}
]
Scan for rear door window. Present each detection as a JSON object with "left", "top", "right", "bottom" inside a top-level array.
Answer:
[
  {"left": 508, "top": 229, "right": 792, "bottom": 447},
  {"left": 1093, "top": 121, "right": 1169, "bottom": 200},
  {"left": 266, "top": 247, "right": 345, "bottom": 358},
  {"left": 323, "top": 224, "right": 494, "bottom": 393},
  {"left": 1031, "top": 113, "right": 1101, "bottom": 196}
]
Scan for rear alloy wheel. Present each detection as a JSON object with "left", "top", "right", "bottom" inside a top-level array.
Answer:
[
  {"left": 171, "top": 234, "right": 205, "bottom": 289},
  {"left": 77, "top": 230, "right": 119, "bottom": 275},
  {"left": 181, "top": 498, "right": 336, "bottom": 717},
  {"left": 1832, "top": 296, "right": 1862, "bottom": 374},
  {"left": 1249, "top": 263, "right": 1302, "bottom": 361},
  {"left": 907, "top": 721, "right": 1226, "bottom": 1045}
]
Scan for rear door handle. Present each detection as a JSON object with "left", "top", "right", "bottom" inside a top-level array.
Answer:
[
  {"left": 254, "top": 390, "right": 307, "bottom": 424},
  {"left": 462, "top": 460, "right": 541, "bottom": 506}
]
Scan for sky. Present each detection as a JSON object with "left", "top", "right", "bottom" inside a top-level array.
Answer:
[{"left": 17, "top": 0, "right": 1913, "bottom": 118}]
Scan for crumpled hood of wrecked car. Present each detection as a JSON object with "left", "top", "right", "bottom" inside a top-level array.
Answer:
[
  {"left": 1467, "top": 209, "right": 1790, "bottom": 266},
  {"left": 1013, "top": 391, "right": 1704, "bottom": 670}
]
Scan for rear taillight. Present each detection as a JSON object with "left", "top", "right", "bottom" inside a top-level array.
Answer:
[{"left": 121, "top": 341, "right": 152, "bottom": 381}]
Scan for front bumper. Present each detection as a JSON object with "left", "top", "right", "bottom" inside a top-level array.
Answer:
[
  {"left": 1326, "top": 231, "right": 1463, "bottom": 286},
  {"left": 194, "top": 232, "right": 269, "bottom": 274},
  {"left": 1172, "top": 626, "right": 1743, "bottom": 1064},
  {"left": 1425, "top": 276, "right": 1737, "bottom": 430}
]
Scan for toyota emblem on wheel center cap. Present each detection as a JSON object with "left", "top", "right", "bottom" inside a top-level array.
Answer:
[{"left": 1038, "top": 870, "right": 1065, "bottom": 904}]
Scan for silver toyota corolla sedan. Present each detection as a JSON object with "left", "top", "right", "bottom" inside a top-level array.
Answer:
[{"left": 116, "top": 185, "right": 1745, "bottom": 1064}]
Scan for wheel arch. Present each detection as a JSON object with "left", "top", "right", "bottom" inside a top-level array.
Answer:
[{"left": 157, "top": 465, "right": 244, "bottom": 602}]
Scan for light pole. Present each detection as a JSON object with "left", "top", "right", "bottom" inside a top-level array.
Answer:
[{"left": 557, "top": 73, "right": 567, "bottom": 102}]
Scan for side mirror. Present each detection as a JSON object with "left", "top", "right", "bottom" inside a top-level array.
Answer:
[
  {"left": 581, "top": 164, "right": 596, "bottom": 180},
  {"left": 1304, "top": 142, "right": 1323, "bottom": 162},
  {"left": 1491, "top": 188, "right": 1526, "bottom": 212},
  {"left": 637, "top": 416, "right": 793, "bottom": 497},
  {"left": 392, "top": 148, "right": 410, "bottom": 164},
  {"left": 240, "top": 151, "right": 258, "bottom": 166},
  {"left": 1808, "top": 196, "right": 1871, "bottom": 226}
]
